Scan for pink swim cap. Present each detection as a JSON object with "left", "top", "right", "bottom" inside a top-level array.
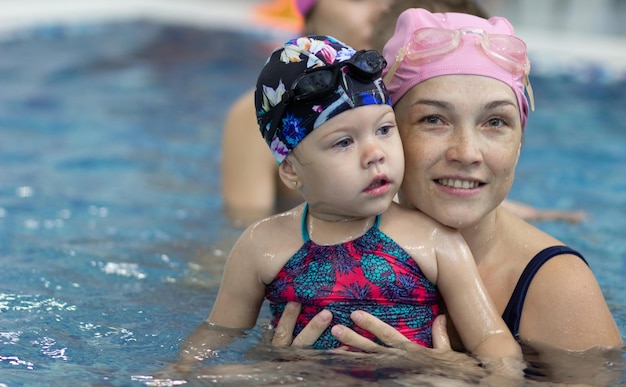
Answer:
[
  {"left": 382, "top": 8, "right": 533, "bottom": 128},
  {"left": 295, "top": 0, "right": 317, "bottom": 16}
]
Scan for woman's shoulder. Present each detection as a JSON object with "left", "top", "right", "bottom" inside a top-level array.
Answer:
[
  {"left": 499, "top": 207, "right": 566, "bottom": 250},
  {"left": 494, "top": 208, "right": 592, "bottom": 293},
  {"left": 504, "top": 212, "right": 621, "bottom": 348}
]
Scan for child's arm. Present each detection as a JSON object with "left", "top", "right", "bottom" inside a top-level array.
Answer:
[
  {"left": 168, "top": 229, "right": 268, "bottom": 374},
  {"left": 433, "top": 227, "right": 523, "bottom": 369},
  {"left": 208, "top": 229, "right": 267, "bottom": 329}
]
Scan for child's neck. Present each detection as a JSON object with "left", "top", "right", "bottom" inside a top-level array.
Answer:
[{"left": 305, "top": 209, "right": 378, "bottom": 246}]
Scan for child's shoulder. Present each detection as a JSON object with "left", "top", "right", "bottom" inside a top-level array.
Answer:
[
  {"left": 383, "top": 202, "right": 443, "bottom": 229},
  {"left": 380, "top": 203, "right": 459, "bottom": 243},
  {"left": 238, "top": 204, "right": 305, "bottom": 250}
]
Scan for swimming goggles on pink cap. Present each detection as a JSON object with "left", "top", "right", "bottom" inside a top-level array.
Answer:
[{"left": 384, "top": 27, "right": 534, "bottom": 110}]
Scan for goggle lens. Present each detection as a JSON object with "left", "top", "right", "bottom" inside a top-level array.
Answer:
[
  {"left": 406, "top": 28, "right": 529, "bottom": 75},
  {"left": 351, "top": 50, "right": 387, "bottom": 77},
  {"left": 480, "top": 34, "right": 528, "bottom": 74},
  {"left": 291, "top": 50, "right": 386, "bottom": 102},
  {"left": 384, "top": 27, "right": 532, "bottom": 99},
  {"left": 406, "top": 28, "right": 460, "bottom": 64},
  {"left": 292, "top": 69, "right": 335, "bottom": 102}
]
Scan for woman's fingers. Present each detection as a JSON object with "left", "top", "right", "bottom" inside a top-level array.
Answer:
[
  {"left": 349, "top": 311, "right": 411, "bottom": 347},
  {"left": 330, "top": 324, "right": 384, "bottom": 352},
  {"left": 274, "top": 307, "right": 451, "bottom": 352},
  {"left": 291, "top": 309, "right": 332, "bottom": 347},
  {"left": 330, "top": 311, "right": 411, "bottom": 352},
  {"left": 271, "top": 302, "right": 300, "bottom": 347},
  {"left": 431, "top": 314, "right": 452, "bottom": 351},
  {"left": 272, "top": 303, "right": 333, "bottom": 348}
]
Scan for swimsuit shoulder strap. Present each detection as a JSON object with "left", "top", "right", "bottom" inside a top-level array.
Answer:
[
  {"left": 502, "top": 245, "right": 587, "bottom": 339},
  {"left": 300, "top": 204, "right": 382, "bottom": 243},
  {"left": 373, "top": 213, "right": 381, "bottom": 228},
  {"left": 301, "top": 203, "right": 310, "bottom": 242}
]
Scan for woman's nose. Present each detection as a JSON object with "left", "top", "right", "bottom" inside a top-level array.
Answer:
[{"left": 446, "top": 131, "right": 483, "bottom": 166}]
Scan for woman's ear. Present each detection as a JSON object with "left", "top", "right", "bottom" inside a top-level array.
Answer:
[{"left": 278, "top": 157, "right": 300, "bottom": 190}]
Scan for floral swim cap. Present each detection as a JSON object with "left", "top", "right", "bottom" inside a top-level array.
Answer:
[{"left": 255, "top": 35, "right": 390, "bottom": 164}]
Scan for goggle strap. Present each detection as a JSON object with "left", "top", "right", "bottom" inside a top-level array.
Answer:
[
  {"left": 265, "top": 97, "right": 289, "bottom": 144},
  {"left": 383, "top": 47, "right": 406, "bottom": 86},
  {"left": 523, "top": 73, "right": 535, "bottom": 111}
]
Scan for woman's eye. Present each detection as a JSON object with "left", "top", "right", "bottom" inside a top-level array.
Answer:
[
  {"left": 423, "top": 115, "right": 444, "bottom": 125},
  {"left": 487, "top": 118, "right": 505, "bottom": 127}
]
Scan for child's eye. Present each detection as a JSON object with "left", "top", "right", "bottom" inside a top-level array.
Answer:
[
  {"left": 333, "top": 138, "right": 353, "bottom": 148},
  {"left": 376, "top": 125, "right": 393, "bottom": 136}
]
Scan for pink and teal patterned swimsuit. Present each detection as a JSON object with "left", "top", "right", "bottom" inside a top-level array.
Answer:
[{"left": 265, "top": 205, "right": 442, "bottom": 349}]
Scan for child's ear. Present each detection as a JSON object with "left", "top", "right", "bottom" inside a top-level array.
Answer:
[{"left": 278, "top": 157, "right": 300, "bottom": 190}]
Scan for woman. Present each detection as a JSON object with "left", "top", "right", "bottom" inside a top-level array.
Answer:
[{"left": 271, "top": 7, "right": 622, "bottom": 381}]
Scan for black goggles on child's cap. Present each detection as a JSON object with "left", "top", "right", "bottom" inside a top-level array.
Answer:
[
  {"left": 264, "top": 49, "right": 387, "bottom": 143},
  {"left": 255, "top": 35, "right": 391, "bottom": 164},
  {"left": 289, "top": 49, "right": 387, "bottom": 103}
]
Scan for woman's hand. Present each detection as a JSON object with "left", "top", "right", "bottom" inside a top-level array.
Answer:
[
  {"left": 271, "top": 306, "right": 490, "bottom": 382},
  {"left": 334, "top": 312, "right": 525, "bottom": 381},
  {"left": 271, "top": 302, "right": 333, "bottom": 347},
  {"left": 331, "top": 311, "right": 454, "bottom": 352},
  {"left": 332, "top": 312, "right": 490, "bottom": 381},
  {"left": 271, "top": 304, "right": 453, "bottom": 351}
]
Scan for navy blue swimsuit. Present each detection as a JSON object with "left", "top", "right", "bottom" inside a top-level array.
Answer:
[{"left": 502, "top": 245, "right": 587, "bottom": 339}]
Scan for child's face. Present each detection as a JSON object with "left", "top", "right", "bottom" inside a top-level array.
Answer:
[{"left": 288, "top": 104, "right": 404, "bottom": 220}]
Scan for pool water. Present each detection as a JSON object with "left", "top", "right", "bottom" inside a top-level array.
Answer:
[{"left": 0, "top": 22, "right": 625, "bottom": 386}]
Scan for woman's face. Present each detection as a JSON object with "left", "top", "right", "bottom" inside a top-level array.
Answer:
[
  {"left": 394, "top": 75, "right": 523, "bottom": 229},
  {"left": 304, "top": 0, "right": 393, "bottom": 50}
]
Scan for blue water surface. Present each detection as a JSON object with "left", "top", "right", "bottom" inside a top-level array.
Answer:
[{"left": 0, "top": 22, "right": 625, "bottom": 386}]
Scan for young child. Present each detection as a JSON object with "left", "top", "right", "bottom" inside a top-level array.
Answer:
[{"left": 209, "top": 35, "right": 520, "bottom": 361}]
